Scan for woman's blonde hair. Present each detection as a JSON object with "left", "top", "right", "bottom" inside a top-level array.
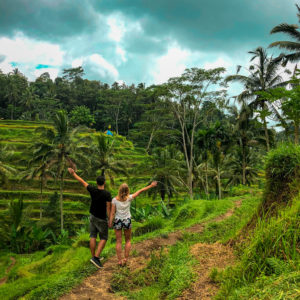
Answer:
[{"left": 118, "top": 183, "right": 130, "bottom": 201}]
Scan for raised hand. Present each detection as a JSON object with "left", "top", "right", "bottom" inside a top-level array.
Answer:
[
  {"left": 151, "top": 181, "right": 158, "bottom": 187},
  {"left": 68, "top": 168, "right": 75, "bottom": 175}
]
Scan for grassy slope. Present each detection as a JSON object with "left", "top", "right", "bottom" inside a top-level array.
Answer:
[
  {"left": 214, "top": 196, "right": 300, "bottom": 300},
  {"left": 0, "top": 120, "right": 153, "bottom": 230},
  {"left": 0, "top": 189, "right": 256, "bottom": 300}
]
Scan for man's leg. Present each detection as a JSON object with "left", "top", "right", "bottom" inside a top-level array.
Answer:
[
  {"left": 90, "top": 238, "right": 97, "bottom": 257},
  {"left": 95, "top": 239, "right": 107, "bottom": 258}
]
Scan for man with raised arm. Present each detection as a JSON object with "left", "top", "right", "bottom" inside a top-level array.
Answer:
[{"left": 68, "top": 168, "right": 112, "bottom": 268}]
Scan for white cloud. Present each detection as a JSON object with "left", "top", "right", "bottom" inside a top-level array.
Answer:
[
  {"left": 116, "top": 46, "right": 127, "bottom": 63},
  {"left": 107, "top": 15, "right": 126, "bottom": 43},
  {"left": 71, "top": 53, "right": 119, "bottom": 81},
  {"left": 152, "top": 46, "right": 191, "bottom": 84},
  {"left": 0, "top": 32, "right": 64, "bottom": 79},
  {"left": 34, "top": 68, "right": 59, "bottom": 79},
  {"left": 204, "top": 57, "right": 232, "bottom": 70}
]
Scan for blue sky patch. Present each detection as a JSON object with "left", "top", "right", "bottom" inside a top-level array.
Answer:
[{"left": 35, "top": 64, "right": 52, "bottom": 69}]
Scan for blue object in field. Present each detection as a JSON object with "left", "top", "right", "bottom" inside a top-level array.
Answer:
[{"left": 105, "top": 130, "right": 113, "bottom": 136}]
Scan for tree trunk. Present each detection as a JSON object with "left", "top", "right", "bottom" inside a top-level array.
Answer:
[
  {"left": 10, "top": 103, "right": 14, "bottom": 120},
  {"left": 263, "top": 117, "right": 270, "bottom": 152},
  {"left": 242, "top": 147, "right": 246, "bottom": 185},
  {"left": 60, "top": 173, "right": 64, "bottom": 233},
  {"left": 40, "top": 178, "right": 43, "bottom": 219},
  {"left": 188, "top": 169, "right": 193, "bottom": 199},
  {"left": 146, "top": 129, "right": 155, "bottom": 153},
  {"left": 295, "top": 121, "right": 299, "bottom": 145},
  {"left": 205, "top": 161, "right": 209, "bottom": 198},
  {"left": 217, "top": 165, "right": 222, "bottom": 200}
]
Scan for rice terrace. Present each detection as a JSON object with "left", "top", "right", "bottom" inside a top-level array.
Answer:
[{"left": 0, "top": 1, "right": 299, "bottom": 299}]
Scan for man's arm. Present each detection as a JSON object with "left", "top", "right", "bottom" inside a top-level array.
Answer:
[
  {"left": 106, "top": 202, "right": 111, "bottom": 221},
  {"left": 68, "top": 168, "right": 88, "bottom": 188},
  {"left": 109, "top": 204, "right": 116, "bottom": 228},
  {"left": 131, "top": 181, "right": 157, "bottom": 199}
]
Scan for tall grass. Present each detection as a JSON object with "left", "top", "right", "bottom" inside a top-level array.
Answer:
[{"left": 215, "top": 196, "right": 299, "bottom": 299}]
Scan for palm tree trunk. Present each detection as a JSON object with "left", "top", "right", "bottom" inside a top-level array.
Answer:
[
  {"left": 146, "top": 129, "right": 155, "bottom": 153},
  {"left": 263, "top": 117, "right": 270, "bottom": 152},
  {"left": 60, "top": 173, "right": 64, "bottom": 232},
  {"left": 40, "top": 177, "right": 43, "bottom": 219},
  {"left": 217, "top": 165, "right": 222, "bottom": 199},
  {"left": 188, "top": 169, "right": 193, "bottom": 199},
  {"left": 10, "top": 103, "right": 14, "bottom": 120},
  {"left": 205, "top": 161, "right": 209, "bottom": 198},
  {"left": 242, "top": 146, "right": 246, "bottom": 185},
  {"left": 294, "top": 121, "right": 299, "bottom": 145}
]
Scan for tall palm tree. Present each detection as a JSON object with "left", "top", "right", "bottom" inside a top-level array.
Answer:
[
  {"left": 90, "top": 135, "right": 127, "bottom": 185},
  {"left": 147, "top": 145, "right": 184, "bottom": 205},
  {"left": 228, "top": 103, "right": 265, "bottom": 185},
  {"left": 196, "top": 127, "right": 216, "bottom": 197},
  {"left": 226, "top": 47, "right": 286, "bottom": 151},
  {"left": 0, "top": 145, "right": 16, "bottom": 186},
  {"left": 22, "top": 155, "right": 54, "bottom": 219},
  {"left": 269, "top": 4, "right": 300, "bottom": 65},
  {"left": 35, "top": 111, "right": 85, "bottom": 232}
]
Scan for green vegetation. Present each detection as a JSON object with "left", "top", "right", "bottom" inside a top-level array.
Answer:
[
  {"left": 0, "top": 4, "right": 300, "bottom": 299},
  {"left": 213, "top": 145, "right": 300, "bottom": 300}
]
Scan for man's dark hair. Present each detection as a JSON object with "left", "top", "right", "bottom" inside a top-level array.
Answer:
[{"left": 96, "top": 176, "right": 105, "bottom": 186}]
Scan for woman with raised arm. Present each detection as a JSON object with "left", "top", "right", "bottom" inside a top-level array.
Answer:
[{"left": 109, "top": 181, "right": 157, "bottom": 266}]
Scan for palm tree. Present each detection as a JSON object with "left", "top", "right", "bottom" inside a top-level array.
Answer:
[
  {"left": 208, "top": 122, "right": 232, "bottom": 199},
  {"left": 22, "top": 155, "right": 54, "bottom": 219},
  {"left": 147, "top": 145, "right": 184, "bottom": 205},
  {"left": 229, "top": 103, "right": 265, "bottom": 185},
  {"left": 90, "top": 135, "right": 127, "bottom": 185},
  {"left": 35, "top": 111, "right": 85, "bottom": 232},
  {"left": 226, "top": 47, "right": 286, "bottom": 151},
  {"left": 20, "top": 85, "right": 39, "bottom": 119},
  {"left": 269, "top": 4, "right": 300, "bottom": 65},
  {"left": 0, "top": 145, "right": 16, "bottom": 186},
  {"left": 196, "top": 128, "right": 216, "bottom": 198}
]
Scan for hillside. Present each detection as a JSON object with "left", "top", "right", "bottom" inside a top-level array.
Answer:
[{"left": 0, "top": 120, "right": 152, "bottom": 232}]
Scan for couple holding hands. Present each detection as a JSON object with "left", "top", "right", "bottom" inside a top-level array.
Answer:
[{"left": 68, "top": 168, "right": 157, "bottom": 268}]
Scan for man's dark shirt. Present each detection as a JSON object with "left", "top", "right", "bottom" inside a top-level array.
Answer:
[{"left": 87, "top": 185, "right": 112, "bottom": 220}]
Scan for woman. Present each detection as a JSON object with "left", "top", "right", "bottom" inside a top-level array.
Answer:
[{"left": 109, "top": 181, "right": 157, "bottom": 266}]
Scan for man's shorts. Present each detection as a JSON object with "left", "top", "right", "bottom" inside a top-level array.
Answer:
[
  {"left": 89, "top": 214, "right": 108, "bottom": 240},
  {"left": 113, "top": 218, "right": 132, "bottom": 230}
]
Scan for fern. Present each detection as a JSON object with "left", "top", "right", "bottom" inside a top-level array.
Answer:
[{"left": 266, "top": 257, "right": 290, "bottom": 275}]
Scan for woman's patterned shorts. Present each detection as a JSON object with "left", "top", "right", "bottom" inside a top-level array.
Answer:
[{"left": 113, "top": 218, "right": 132, "bottom": 230}]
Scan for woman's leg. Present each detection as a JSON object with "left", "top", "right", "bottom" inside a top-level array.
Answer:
[
  {"left": 115, "top": 229, "right": 123, "bottom": 264},
  {"left": 124, "top": 228, "right": 131, "bottom": 263}
]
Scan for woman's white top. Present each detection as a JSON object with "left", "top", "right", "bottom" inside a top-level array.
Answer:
[{"left": 112, "top": 195, "right": 134, "bottom": 219}]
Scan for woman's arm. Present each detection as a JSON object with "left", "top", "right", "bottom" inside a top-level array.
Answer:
[
  {"left": 109, "top": 204, "right": 116, "bottom": 228},
  {"left": 131, "top": 181, "right": 157, "bottom": 199}
]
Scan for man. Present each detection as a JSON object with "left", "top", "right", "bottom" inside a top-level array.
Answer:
[{"left": 68, "top": 168, "right": 112, "bottom": 268}]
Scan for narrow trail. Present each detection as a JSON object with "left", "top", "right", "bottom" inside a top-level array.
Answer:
[
  {"left": 0, "top": 257, "right": 16, "bottom": 286},
  {"left": 61, "top": 200, "right": 242, "bottom": 300}
]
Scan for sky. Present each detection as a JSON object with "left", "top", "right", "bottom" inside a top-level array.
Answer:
[{"left": 0, "top": 0, "right": 297, "bottom": 89}]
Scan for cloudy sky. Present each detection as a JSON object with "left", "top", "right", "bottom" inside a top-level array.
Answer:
[{"left": 0, "top": 0, "right": 297, "bottom": 87}]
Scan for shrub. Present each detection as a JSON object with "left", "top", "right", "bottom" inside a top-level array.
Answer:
[
  {"left": 134, "top": 217, "right": 164, "bottom": 236},
  {"left": 174, "top": 205, "right": 196, "bottom": 227},
  {"left": 263, "top": 143, "right": 300, "bottom": 214}
]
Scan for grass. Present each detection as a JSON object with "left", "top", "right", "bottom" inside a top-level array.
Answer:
[
  {"left": 0, "top": 190, "right": 245, "bottom": 299},
  {"left": 111, "top": 243, "right": 197, "bottom": 300},
  {"left": 214, "top": 196, "right": 300, "bottom": 300}
]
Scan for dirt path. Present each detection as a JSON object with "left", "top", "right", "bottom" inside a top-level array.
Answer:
[
  {"left": 0, "top": 257, "right": 16, "bottom": 286},
  {"left": 61, "top": 200, "right": 241, "bottom": 300}
]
